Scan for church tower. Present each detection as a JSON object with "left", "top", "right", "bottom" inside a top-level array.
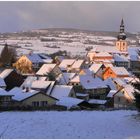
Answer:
[{"left": 115, "top": 18, "right": 128, "bottom": 52}]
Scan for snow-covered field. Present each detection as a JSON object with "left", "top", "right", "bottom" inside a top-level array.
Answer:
[{"left": 0, "top": 110, "right": 140, "bottom": 139}]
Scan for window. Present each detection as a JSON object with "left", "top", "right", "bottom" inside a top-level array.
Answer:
[
  {"left": 110, "top": 72, "right": 112, "bottom": 74},
  {"left": 41, "top": 101, "right": 48, "bottom": 107},
  {"left": 118, "top": 97, "right": 121, "bottom": 102},
  {"left": 32, "top": 101, "right": 39, "bottom": 107}
]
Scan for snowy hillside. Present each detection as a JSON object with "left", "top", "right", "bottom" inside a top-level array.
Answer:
[
  {"left": 0, "top": 29, "right": 137, "bottom": 57},
  {"left": 0, "top": 110, "right": 140, "bottom": 139}
]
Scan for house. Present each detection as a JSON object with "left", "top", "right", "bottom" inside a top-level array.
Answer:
[
  {"left": 80, "top": 75, "right": 108, "bottom": 100},
  {"left": 0, "top": 77, "right": 6, "bottom": 89},
  {"left": 128, "top": 47, "right": 140, "bottom": 75},
  {"left": 0, "top": 69, "right": 24, "bottom": 90},
  {"left": 70, "top": 60, "right": 85, "bottom": 72},
  {"left": 59, "top": 59, "right": 85, "bottom": 72},
  {"left": 88, "top": 99, "right": 107, "bottom": 108},
  {"left": 103, "top": 78, "right": 117, "bottom": 91},
  {"left": 57, "top": 72, "right": 76, "bottom": 85},
  {"left": 86, "top": 51, "right": 96, "bottom": 62},
  {"left": 26, "top": 52, "right": 44, "bottom": 67},
  {"left": 0, "top": 88, "right": 14, "bottom": 107},
  {"left": 113, "top": 54, "right": 129, "bottom": 69},
  {"left": 92, "top": 52, "right": 113, "bottom": 62},
  {"left": 87, "top": 50, "right": 114, "bottom": 64},
  {"left": 56, "top": 97, "right": 84, "bottom": 109},
  {"left": 38, "top": 53, "right": 53, "bottom": 64},
  {"left": 69, "top": 75, "right": 80, "bottom": 86},
  {"left": 8, "top": 87, "right": 58, "bottom": 107},
  {"left": 79, "top": 69, "right": 93, "bottom": 76},
  {"left": 113, "top": 84, "right": 135, "bottom": 108},
  {"left": 102, "top": 67, "right": 130, "bottom": 80},
  {"left": 31, "top": 80, "right": 53, "bottom": 92},
  {"left": 36, "top": 64, "right": 61, "bottom": 77},
  {"left": 59, "top": 59, "right": 75, "bottom": 72},
  {"left": 21, "top": 76, "right": 46, "bottom": 88},
  {"left": 129, "top": 55, "right": 140, "bottom": 73},
  {"left": 49, "top": 85, "right": 76, "bottom": 100},
  {"left": 113, "top": 78, "right": 126, "bottom": 90},
  {"left": 89, "top": 63, "right": 106, "bottom": 78}
]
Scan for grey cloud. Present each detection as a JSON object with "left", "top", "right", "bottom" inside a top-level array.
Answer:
[{"left": 0, "top": 1, "right": 139, "bottom": 32}]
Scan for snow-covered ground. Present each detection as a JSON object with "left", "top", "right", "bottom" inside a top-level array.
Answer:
[{"left": 0, "top": 110, "right": 140, "bottom": 139}]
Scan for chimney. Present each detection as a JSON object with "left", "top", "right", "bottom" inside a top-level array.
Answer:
[
  {"left": 25, "top": 87, "right": 29, "bottom": 92},
  {"left": 22, "top": 86, "right": 25, "bottom": 90}
]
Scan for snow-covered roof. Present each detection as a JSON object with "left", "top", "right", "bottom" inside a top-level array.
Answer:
[
  {"left": 56, "top": 97, "right": 83, "bottom": 108},
  {"left": 57, "top": 73, "right": 76, "bottom": 84},
  {"left": 124, "top": 77, "right": 140, "bottom": 84},
  {"left": 46, "top": 81, "right": 56, "bottom": 95},
  {"left": 123, "top": 85, "right": 135, "bottom": 100},
  {"left": 104, "top": 63, "right": 114, "bottom": 68},
  {"left": 31, "top": 80, "right": 52, "bottom": 89},
  {"left": 113, "top": 78, "right": 126, "bottom": 86},
  {"left": 0, "top": 69, "right": 13, "bottom": 79},
  {"left": 36, "top": 64, "right": 57, "bottom": 75},
  {"left": 80, "top": 75, "right": 107, "bottom": 89},
  {"left": 21, "top": 76, "right": 47, "bottom": 88},
  {"left": 38, "top": 53, "right": 53, "bottom": 63},
  {"left": 0, "top": 77, "right": 6, "bottom": 87},
  {"left": 0, "top": 88, "right": 13, "bottom": 96},
  {"left": 8, "top": 87, "right": 39, "bottom": 101},
  {"left": 128, "top": 47, "right": 139, "bottom": 56},
  {"left": 103, "top": 78, "right": 117, "bottom": 90},
  {"left": 70, "top": 75, "right": 80, "bottom": 83},
  {"left": 50, "top": 85, "right": 73, "bottom": 100},
  {"left": 42, "top": 59, "right": 53, "bottom": 64},
  {"left": 107, "top": 90, "right": 117, "bottom": 97},
  {"left": 114, "top": 54, "right": 129, "bottom": 62},
  {"left": 89, "top": 64, "right": 103, "bottom": 73},
  {"left": 26, "top": 53, "right": 43, "bottom": 63},
  {"left": 111, "top": 67, "right": 129, "bottom": 76},
  {"left": 80, "top": 69, "right": 93, "bottom": 75},
  {"left": 129, "top": 55, "right": 139, "bottom": 61},
  {"left": 71, "top": 60, "right": 84, "bottom": 69},
  {"left": 95, "top": 52, "right": 112, "bottom": 57},
  {"left": 91, "top": 46, "right": 120, "bottom": 54},
  {"left": 88, "top": 99, "right": 107, "bottom": 105},
  {"left": 38, "top": 53, "right": 51, "bottom": 59},
  {"left": 59, "top": 59, "right": 75, "bottom": 70}
]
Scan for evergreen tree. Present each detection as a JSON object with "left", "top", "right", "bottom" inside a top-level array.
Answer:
[
  {"left": 135, "top": 92, "right": 140, "bottom": 112},
  {"left": 0, "top": 44, "right": 17, "bottom": 67},
  {"left": 47, "top": 71, "right": 56, "bottom": 81}
]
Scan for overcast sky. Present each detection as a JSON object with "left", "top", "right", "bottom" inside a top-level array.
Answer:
[{"left": 0, "top": 1, "right": 140, "bottom": 33}]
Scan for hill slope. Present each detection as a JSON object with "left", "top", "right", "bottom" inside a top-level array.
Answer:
[{"left": 0, "top": 110, "right": 140, "bottom": 139}]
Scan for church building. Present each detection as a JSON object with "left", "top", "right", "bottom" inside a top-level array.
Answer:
[{"left": 115, "top": 18, "right": 128, "bottom": 52}]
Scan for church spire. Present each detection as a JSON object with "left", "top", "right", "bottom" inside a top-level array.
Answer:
[
  {"left": 121, "top": 18, "right": 124, "bottom": 26},
  {"left": 117, "top": 18, "right": 126, "bottom": 40}
]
